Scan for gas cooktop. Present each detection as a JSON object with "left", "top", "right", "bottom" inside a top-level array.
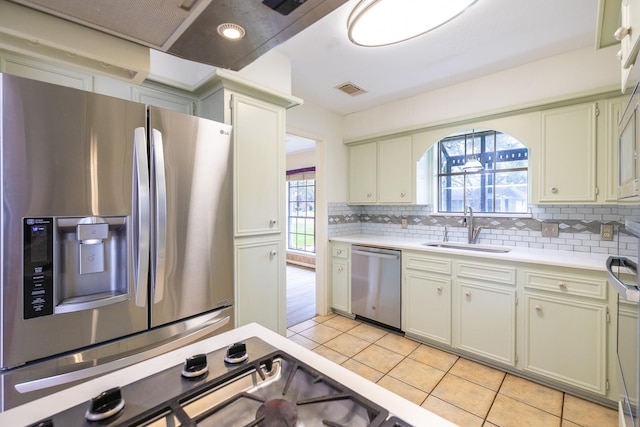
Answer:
[{"left": 28, "top": 337, "right": 414, "bottom": 426}]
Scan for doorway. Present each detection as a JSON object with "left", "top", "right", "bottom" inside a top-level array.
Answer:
[{"left": 285, "top": 134, "right": 318, "bottom": 328}]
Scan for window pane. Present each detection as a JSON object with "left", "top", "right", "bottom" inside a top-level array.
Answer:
[
  {"left": 495, "top": 133, "right": 528, "bottom": 169},
  {"left": 440, "top": 137, "right": 465, "bottom": 174},
  {"left": 439, "top": 175, "right": 465, "bottom": 212},
  {"left": 495, "top": 170, "right": 528, "bottom": 213}
]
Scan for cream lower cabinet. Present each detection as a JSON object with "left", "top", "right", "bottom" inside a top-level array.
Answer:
[
  {"left": 403, "top": 252, "right": 452, "bottom": 345},
  {"left": 455, "top": 281, "right": 516, "bottom": 366},
  {"left": 454, "top": 260, "right": 517, "bottom": 366},
  {"left": 330, "top": 242, "right": 351, "bottom": 315},
  {"left": 523, "top": 293, "right": 607, "bottom": 394},
  {"left": 522, "top": 267, "right": 609, "bottom": 395},
  {"left": 235, "top": 240, "right": 284, "bottom": 333}
]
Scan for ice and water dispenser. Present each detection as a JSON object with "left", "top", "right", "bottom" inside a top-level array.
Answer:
[{"left": 23, "top": 216, "right": 129, "bottom": 319}]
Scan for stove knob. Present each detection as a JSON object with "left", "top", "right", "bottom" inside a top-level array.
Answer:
[
  {"left": 224, "top": 342, "right": 248, "bottom": 364},
  {"left": 85, "top": 387, "right": 125, "bottom": 422},
  {"left": 182, "top": 353, "right": 209, "bottom": 378}
]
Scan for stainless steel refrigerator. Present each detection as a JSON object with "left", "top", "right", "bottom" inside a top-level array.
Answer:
[{"left": 0, "top": 73, "right": 234, "bottom": 409}]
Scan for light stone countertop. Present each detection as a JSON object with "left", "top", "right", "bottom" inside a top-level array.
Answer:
[{"left": 330, "top": 234, "right": 613, "bottom": 272}]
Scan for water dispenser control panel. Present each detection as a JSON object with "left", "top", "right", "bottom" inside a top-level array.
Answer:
[{"left": 23, "top": 218, "right": 54, "bottom": 319}]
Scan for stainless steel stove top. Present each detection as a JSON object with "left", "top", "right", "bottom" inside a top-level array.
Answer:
[{"left": 28, "top": 337, "right": 413, "bottom": 427}]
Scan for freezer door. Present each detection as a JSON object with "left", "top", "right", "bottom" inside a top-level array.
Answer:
[
  {"left": 148, "top": 106, "right": 233, "bottom": 327},
  {"left": 0, "top": 74, "right": 148, "bottom": 369}
]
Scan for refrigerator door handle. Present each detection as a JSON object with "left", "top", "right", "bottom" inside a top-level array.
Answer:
[
  {"left": 151, "top": 129, "right": 167, "bottom": 304},
  {"left": 134, "top": 128, "right": 150, "bottom": 307}
]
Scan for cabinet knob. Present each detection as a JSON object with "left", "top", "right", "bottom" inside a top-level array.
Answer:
[
  {"left": 338, "top": 266, "right": 343, "bottom": 272},
  {"left": 269, "top": 219, "right": 277, "bottom": 227},
  {"left": 367, "top": 193, "right": 372, "bottom": 198},
  {"left": 400, "top": 192, "right": 406, "bottom": 198},
  {"left": 269, "top": 250, "right": 277, "bottom": 256},
  {"left": 437, "top": 286, "right": 443, "bottom": 292},
  {"left": 336, "top": 249, "right": 342, "bottom": 254},
  {"left": 615, "top": 26, "right": 631, "bottom": 41},
  {"left": 465, "top": 291, "right": 471, "bottom": 297},
  {"left": 535, "top": 305, "right": 542, "bottom": 311},
  {"left": 550, "top": 187, "right": 558, "bottom": 194},
  {"left": 558, "top": 282, "right": 566, "bottom": 289}
]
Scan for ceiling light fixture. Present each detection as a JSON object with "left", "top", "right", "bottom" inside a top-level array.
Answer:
[
  {"left": 462, "top": 129, "right": 483, "bottom": 172},
  {"left": 347, "top": 0, "right": 478, "bottom": 47},
  {"left": 217, "top": 23, "right": 246, "bottom": 40}
]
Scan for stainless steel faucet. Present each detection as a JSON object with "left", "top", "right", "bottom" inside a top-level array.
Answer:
[{"left": 465, "top": 206, "right": 482, "bottom": 244}]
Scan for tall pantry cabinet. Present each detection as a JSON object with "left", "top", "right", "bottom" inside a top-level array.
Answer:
[{"left": 199, "top": 70, "right": 301, "bottom": 335}]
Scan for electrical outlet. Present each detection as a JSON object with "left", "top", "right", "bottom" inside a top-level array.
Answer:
[
  {"left": 601, "top": 224, "right": 614, "bottom": 241},
  {"left": 541, "top": 223, "right": 559, "bottom": 238},
  {"left": 401, "top": 218, "right": 408, "bottom": 229}
]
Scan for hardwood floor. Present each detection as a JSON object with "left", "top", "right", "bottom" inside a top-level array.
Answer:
[{"left": 286, "top": 264, "right": 316, "bottom": 328}]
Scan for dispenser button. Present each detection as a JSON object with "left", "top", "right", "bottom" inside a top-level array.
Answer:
[{"left": 77, "top": 223, "right": 108, "bottom": 242}]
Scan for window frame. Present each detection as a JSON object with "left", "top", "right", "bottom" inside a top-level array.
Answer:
[
  {"left": 286, "top": 171, "right": 316, "bottom": 254},
  {"left": 437, "top": 130, "right": 529, "bottom": 214}
]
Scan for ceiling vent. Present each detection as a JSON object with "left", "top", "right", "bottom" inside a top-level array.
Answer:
[{"left": 335, "top": 82, "right": 367, "bottom": 96}]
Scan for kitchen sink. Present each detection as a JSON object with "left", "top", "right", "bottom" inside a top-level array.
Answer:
[{"left": 422, "top": 242, "right": 512, "bottom": 253}]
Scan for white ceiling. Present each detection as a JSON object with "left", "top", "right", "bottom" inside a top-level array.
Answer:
[{"left": 274, "top": 0, "right": 606, "bottom": 116}]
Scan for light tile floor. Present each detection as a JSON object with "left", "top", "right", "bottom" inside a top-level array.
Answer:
[{"left": 287, "top": 313, "right": 618, "bottom": 427}]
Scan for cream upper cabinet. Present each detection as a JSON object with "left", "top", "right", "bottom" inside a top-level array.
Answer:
[
  {"left": 231, "top": 93, "right": 284, "bottom": 236},
  {"left": 348, "top": 136, "right": 414, "bottom": 205},
  {"left": 537, "top": 102, "right": 598, "bottom": 203},
  {"left": 348, "top": 142, "right": 377, "bottom": 204},
  {"left": 378, "top": 136, "right": 413, "bottom": 203}
]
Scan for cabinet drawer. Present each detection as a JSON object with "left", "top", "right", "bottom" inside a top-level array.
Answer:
[
  {"left": 523, "top": 269, "right": 607, "bottom": 300},
  {"left": 456, "top": 260, "right": 516, "bottom": 285},
  {"left": 331, "top": 243, "right": 349, "bottom": 259},
  {"left": 404, "top": 253, "right": 452, "bottom": 275}
]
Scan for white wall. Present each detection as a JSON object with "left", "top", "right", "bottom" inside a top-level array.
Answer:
[
  {"left": 286, "top": 101, "right": 345, "bottom": 203},
  {"left": 286, "top": 150, "right": 315, "bottom": 171},
  {"left": 343, "top": 45, "right": 621, "bottom": 142}
]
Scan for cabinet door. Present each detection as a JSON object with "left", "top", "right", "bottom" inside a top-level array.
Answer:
[
  {"left": 523, "top": 293, "right": 607, "bottom": 394},
  {"left": 539, "top": 103, "right": 597, "bottom": 202},
  {"left": 236, "top": 241, "right": 283, "bottom": 334},
  {"left": 348, "top": 143, "right": 377, "bottom": 204},
  {"left": 404, "top": 271, "right": 451, "bottom": 345},
  {"left": 378, "top": 136, "right": 412, "bottom": 203},
  {"left": 231, "top": 93, "right": 284, "bottom": 236},
  {"left": 455, "top": 281, "right": 516, "bottom": 365},
  {"left": 331, "top": 258, "right": 350, "bottom": 315}
]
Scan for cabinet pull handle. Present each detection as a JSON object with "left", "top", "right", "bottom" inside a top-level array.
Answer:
[
  {"left": 270, "top": 250, "right": 277, "bottom": 256},
  {"left": 535, "top": 305, "right": 542, "bottom": 311},
  {"left": 615, "top": 26, "right": 630, "bottom": 41},
  {"left": 269, "top": 219, "right": 277, "bottom": 227},
  {"left": 558, "top": 282, "right": 566, "bottom": 288}
]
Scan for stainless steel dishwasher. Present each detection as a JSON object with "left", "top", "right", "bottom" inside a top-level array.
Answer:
[{"left": 351, "top": 245, "right": 401, "bottom": 329}]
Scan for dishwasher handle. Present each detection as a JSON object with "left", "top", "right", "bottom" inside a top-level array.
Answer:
[{"left": 352, "top": 249, "right": 400, "bottom": 260}]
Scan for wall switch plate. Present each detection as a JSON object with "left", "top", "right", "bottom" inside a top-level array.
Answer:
[
  {"left": 541, "top": 223, "right": 559, "bottom": 238},
  {"left": 601, "top": 224, "right": 614, "bottom": 241},
  {"left": 401, "top": 218, "right": 408, "bottom": 229}
]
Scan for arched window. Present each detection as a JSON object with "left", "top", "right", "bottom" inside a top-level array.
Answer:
[{"left": 438, "top": 129, "right": 528, "bottom": 214}]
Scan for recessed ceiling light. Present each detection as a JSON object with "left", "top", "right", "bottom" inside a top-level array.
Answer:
[
  {"left": 347, "top": 0, "right": 478, "bottom": 47},
  {"left": 217, "top": 23, "right": 246, "bottom": 40}
]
